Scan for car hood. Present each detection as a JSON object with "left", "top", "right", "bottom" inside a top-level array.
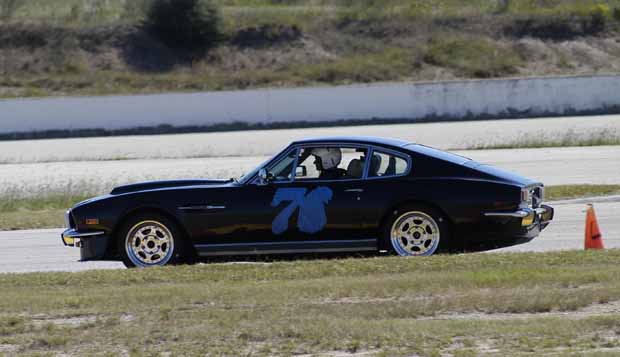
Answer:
[
  {"left": 110, "top": 179, "right": 232, "bottom": 195},
  {"left": 464, "top": 161, "right": 540, "bottom": 187}
]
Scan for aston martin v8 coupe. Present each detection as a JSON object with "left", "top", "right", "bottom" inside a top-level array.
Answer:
[{"left": 62, "top": 136, "right": 554, "bottom": 267}]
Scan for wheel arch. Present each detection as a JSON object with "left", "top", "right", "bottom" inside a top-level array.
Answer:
[
  {"left": 378, "top": 199, "right": 454, "bottom": 251},
  {"left": 105, "top": 206, "right": 194, "bottom": 259}
]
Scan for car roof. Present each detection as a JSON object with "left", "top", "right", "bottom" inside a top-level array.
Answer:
[{"left": 291, "top": 136, "right": 411, "bottom": 148}]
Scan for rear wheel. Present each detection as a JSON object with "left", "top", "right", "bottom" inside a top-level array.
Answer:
[
  {"left": 383, "top": 204, "right": 449, "bottom": 257},
  {"left": 118, "top": 213, "right": 185, "bottom": 268}
]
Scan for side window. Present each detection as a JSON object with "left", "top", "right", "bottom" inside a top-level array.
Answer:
[
  {"left": 368, "top": 150, "right": 409, "bottom": 178},
  {"left": 268, "top": 149, "right": 297, "bottom": 182},
  {"left": 295, "top": 147, "right": 368, "bottom": 181}
]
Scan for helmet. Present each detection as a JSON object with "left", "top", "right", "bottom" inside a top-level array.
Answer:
[{"left": 312, "top": 148, "right": 342, "bottom": 170}]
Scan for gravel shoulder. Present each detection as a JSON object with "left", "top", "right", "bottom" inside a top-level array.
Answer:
[{"left": 0, "top": 115, "right": 618, "bottom": 164}]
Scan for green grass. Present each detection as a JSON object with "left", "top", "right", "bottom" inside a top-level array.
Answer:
[
  {"left": 466, "top": 128, "right": 620, "bottom": 150},
  {"left": 0, "top": 250, "right": 620, "bottom": 354},
  {"left": 5, "top": 0, "right": 620, "bottom": 27},
  {"left": 0, "top": 194, "right": 90, "bottom": 230},
  {"left": 1, "top": 0, "right": 620, "bottom": 98},
  {"left": 546, "top": 185, "right": 620, "bottom": 201},
  {"left": 0, "top": 193, "right": 90, "bottom": 213},
  {"left": 0, "top": 48, "right": 416, "bottom": 98},
  {"left": 0, "top": 184, "right": 617, "bottom": 231},
  {"left": 424, "top": 35, "right": 524, "bottom": 78},
  {"left": 0, "top": 209, "right": 66, "bottom": 231}
]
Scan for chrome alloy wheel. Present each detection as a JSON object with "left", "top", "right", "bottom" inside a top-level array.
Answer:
[
  {"left": 125, "top": 221, "right": 175, "bottom": 267},
  {"left": 390, "top": 211, "right": 440, "bottom": 256}
]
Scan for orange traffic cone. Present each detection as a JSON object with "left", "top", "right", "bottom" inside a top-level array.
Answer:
[{"left": 585, "top": 204, "right": 604, "bottom": 250}]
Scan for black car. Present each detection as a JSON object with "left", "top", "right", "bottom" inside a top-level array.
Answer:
[{"left": 62, "top": 136, "right": 554, "bottom": 267}]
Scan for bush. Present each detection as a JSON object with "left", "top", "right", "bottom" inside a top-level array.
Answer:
[
  {"left": 0, "top": 0, "right": 23, "bottom": 21},
  {"left": 145, "top": 0, "right": 221, "bottom": 50},
  {"left": 424, "top": 35, "right": 523, "bottom": 78},
  {"left": 123, "top": 0, "right": 152, "bottom": 21}
]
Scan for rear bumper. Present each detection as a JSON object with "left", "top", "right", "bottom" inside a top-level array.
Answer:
[
  {"left": 61, "top": 229, "right": 110, "bottom": 261},
  {"left": 484, "top": 205, "right": 554, "bottom": 229},
  {"left": 460, "top": 204, "right": 554, "bottom": 251}
]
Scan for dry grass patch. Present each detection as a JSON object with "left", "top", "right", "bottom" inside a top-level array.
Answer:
[
  {"left": 1, "top": 1, "right": 620, "bottom": 98},
  {"left": 0, "top": 251, "right": 620, "bottom": 354},
  {"left": 424, "top": 35, "right": 524, "bottom": 78},
  {"left": 466, "top": 128, "right": 620, "bottom": 150},
  {"left": 546, "top": 185, "right": 620, "bottom": 201}
]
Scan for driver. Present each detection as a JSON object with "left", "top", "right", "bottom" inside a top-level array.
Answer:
[{"left": 312, "top": 148, "right": 346, "bottom": 180}]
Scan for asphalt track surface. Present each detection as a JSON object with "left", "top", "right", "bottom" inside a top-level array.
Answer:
[{"left": 0, "top": 197, "right": 618, "bottom": 274}]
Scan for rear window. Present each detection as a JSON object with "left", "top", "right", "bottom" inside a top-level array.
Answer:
[{"left": 406, "top": 144, "right": 471, "bottom": 165}]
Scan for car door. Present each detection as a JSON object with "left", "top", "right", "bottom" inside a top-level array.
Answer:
[
  {"left": 267, "top": 145, "right": 370, "bottom": 244},
  {"left": 267, "top": 179, "right": 366, "bottom": 242},
  {"left": 188, "top": 144, "right": 375, "bottom": 255}
]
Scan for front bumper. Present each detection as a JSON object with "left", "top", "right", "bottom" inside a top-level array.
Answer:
[{"left": 61, "top": 229, "right": 109, "bottom": 261}]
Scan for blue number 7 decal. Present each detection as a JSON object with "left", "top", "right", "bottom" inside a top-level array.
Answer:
[{"left": 271, "top": 187, "right": 333, "bottom": 235}]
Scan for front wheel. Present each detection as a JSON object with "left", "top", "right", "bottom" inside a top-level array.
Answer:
[
  {"left": 384, "top": 205, "right": 449, "bottom": 257},
  {"left": 118, "top": 214, "right": 184, "bottom": 268}
]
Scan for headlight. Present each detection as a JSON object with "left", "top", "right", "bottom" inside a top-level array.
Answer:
[
  {"left": 65, "top": 210, "right": 73, "bottom": 229},
  {"left": 520, "top": 188, "right": 533, "bottom": 208}
]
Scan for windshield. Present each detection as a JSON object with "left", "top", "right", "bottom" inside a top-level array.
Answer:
[
  {"left": 238, "top": 145, "right": 292, "bottom": 184},
  {"left": 238, "top": 157, "right": 271, "bottom": 184}
]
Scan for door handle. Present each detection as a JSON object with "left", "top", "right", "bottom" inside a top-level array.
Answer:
[{"left": 344, "top": 189, "right": 364, "bottom": 193}]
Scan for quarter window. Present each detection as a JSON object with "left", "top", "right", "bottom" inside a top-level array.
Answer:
[{"left": 368, "top": 151, "right": 409, "bottom": 178}]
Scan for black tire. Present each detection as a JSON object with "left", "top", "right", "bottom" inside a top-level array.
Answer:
[
  {"left": 117, "top": 213, "right": 187, "bottom": 268},
  {"left": 382, "top": 204, "right": 450, "bottom": 257}
]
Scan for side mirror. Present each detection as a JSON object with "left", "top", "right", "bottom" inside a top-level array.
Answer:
[
  {"left": 295, "top": 165, "right": 307, "bottom": 177},
  {"left": 258, "top": 168, "right": 272, "bottom": 185}
]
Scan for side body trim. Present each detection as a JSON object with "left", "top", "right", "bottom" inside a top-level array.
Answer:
[
  {"left": 178, "top": 205, "right": 226, "bottom": 211},
  {"left": 195, "top": 239, "right": 378, "bottom": 256}
]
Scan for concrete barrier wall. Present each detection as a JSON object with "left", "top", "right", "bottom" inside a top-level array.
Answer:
[{"left": 1, "top": 75, "right": 619, "bottom": 134}]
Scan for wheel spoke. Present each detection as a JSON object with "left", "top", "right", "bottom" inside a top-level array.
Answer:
[
  {"left": 391, "top": 211, "right": 440, "bottom": 257},
  {"left": 126, "top": 221, "right": 175, "bottom": 267}
]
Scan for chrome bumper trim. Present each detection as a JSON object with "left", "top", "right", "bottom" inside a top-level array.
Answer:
[
  {"left": 63, "top": 229, "right": 106, "bottom": 238},
  {"left": 534, "top": 207, "right": 549, "bottom": 215},
  {"left": 62, "top": 229, "right": 106, "bottom": 247},
  {"left": 64, "top": 210, "right": 72, "bottom": 229},
  {"left": 484, "top": 206, "right": 553, "bottom": 227},
  {"left": 484, "top": 210, "right": 530, "bottom": 218},
  {"left": 484, "top": 206, "right": 551, "bottom": 218}
]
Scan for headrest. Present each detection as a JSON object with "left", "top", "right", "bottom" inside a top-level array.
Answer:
[
  {"left": 370, "top": 154, "right": 382, "bottom": 176},
  {"left": 347, "top": 159, "right": 364, "bottom": 178}
]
